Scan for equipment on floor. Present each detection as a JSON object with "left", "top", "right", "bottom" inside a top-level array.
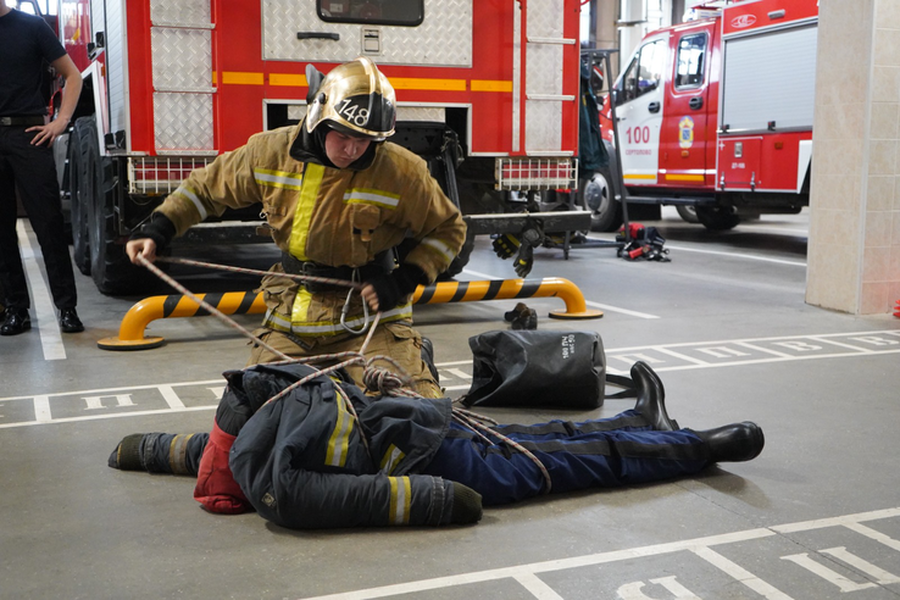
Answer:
[{"left": 616, "top": 223, "right": 670, "bottom": 262}]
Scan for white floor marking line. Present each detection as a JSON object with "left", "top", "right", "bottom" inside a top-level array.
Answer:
[
  {"left": 33, "top": 395, "right": 51, "bottom": 422},
  {"left": 296, "top": 508, "right": 900, "bottom": 600},
  {"left": 159, "top": 385, "right": 187, "bottom": 409},
  {"left": 461, "top": 268, "right": 661, "bottom": 319},
  {"left": 584, "top": 300, "right": 660, "bottom": 319},
  {"left": 821, "top": 546, "right": 900, "bottom": 584},
  {"left": 780, "top": 552, "right": 875, "bottom": 593},
  {"left": 2, "top": 330, "right": 898, "bottom": 429},
  {"left": 513, "top": 572, "right": 565, "bottom": 600},
  {"left": 845, "top": 522, "right": 900, "bottom": 552},
  {"left": 692, "top": 546, "right": 795, "bottom": 600},
  {"left": 0, "top": 405, "right": 216, "bottom": 429},
  {"left": 17, "top": 221, "right": 66, "bottom": 360},
  {"left": 664, "top": 243, "right": 807, "bottom": 267},
  {"left": 0, "top": 379, "right": 223, "bottom": 403}
]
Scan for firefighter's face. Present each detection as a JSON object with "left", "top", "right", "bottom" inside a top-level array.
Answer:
[{"left": 324, "top": 129, "right": 372, "bottom": 168}]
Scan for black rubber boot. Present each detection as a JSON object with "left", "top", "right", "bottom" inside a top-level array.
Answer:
[
  {"left": 631, "top": 361, "right": 679, "bottom": 431},
  {"left": 420, "top": 336, "right": 440, "bottom": 385},
  {"left": 691, "top": 422, "right": 765, "bottom": 463}
]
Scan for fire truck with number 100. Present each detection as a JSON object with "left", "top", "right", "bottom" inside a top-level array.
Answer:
[
  {"left": 46, "top": 0, "right": 586, "bottom": 294},
  {"left": 588, "top": 0, "right": 818, "bottom": 232}
]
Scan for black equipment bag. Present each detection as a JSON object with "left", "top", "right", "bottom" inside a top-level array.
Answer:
[{"left": 461, "top": 330, "right": 633, "bottom": 409}]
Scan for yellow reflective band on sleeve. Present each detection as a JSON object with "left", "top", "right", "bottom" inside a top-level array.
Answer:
[
  {"left": 325, "top": 385, "right": 354, "bottom": 468},
  {"left": 388, "top": 476, "right": 412, "bottom": 525},
  {"left": 379, "top": 444, "right": 406, "bottom": 475},
  {"left": 254, "top": 168, "right": 304, "bottom": 191},
  {"left": 342, "top": 188, "right": 400, "bottom": 210},
  {"left": 289, "top": 163, "right": 325, "bottom": 261}
]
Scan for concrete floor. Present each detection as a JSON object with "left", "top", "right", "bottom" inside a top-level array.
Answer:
[{"left": 3, "top": 207, "right": 900, "bottom": 600}]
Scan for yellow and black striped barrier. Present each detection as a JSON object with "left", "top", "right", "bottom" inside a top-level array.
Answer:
[{"left": 98, "top": 277, "right": 602, "bottom": 351}]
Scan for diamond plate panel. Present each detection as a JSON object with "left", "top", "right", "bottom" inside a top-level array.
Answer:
[
  {"left": 154, "top": 93, "right": 214, "bottom": 151},
  {"left": 527, "top": 0, "right": 564, "bottom": 38},
  {"left": 152, "top": 28, "right": 213, "bottom": 91},
  {"left": 525, "top": 101, "right": 562, "bottom": 152},
  {"left": 263, "top": 0, "right": 471, "bottom": 67},
  {"left": 526, "top": 43, "right": 563, "bottom": 96},
  {"left": 150, "top": 0, "right": 210, "bottom": 27}
]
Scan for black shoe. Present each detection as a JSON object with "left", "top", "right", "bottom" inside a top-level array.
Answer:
[
  {"left": 1, "top": 308, "right": 31, "bottom": 336},
  {"left": 631, "top": 361, "right": 679, "bottom": 431},
  {"left": 420, "top": 336, "right": 439, "bottom": 384},
  {"left": 504, "top": 302, "right": 537, "bottom": 330},
  {"left": 691, "top": 422, "right": 765, "bottom": 463},
  {"left": 59, "top": 308, "right": 84, "bottom": 333}
]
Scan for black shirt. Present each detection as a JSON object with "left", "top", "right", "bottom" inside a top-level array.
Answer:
[{"left": 0, "top": 9, "right": 67, "bottom": 116}]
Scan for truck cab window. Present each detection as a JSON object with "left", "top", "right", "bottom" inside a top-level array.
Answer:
[
  {"left": 617, "top": 39, "right": 665, "bottom": 104},
  {"left": 317, "top": 0, "right": 424, "bottom": 26},
  {"left": 675, "top": 33, "right": 707, "bottom": 89}
]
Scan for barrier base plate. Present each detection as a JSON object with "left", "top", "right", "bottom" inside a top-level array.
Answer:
[
  {"left": 548, "top": 309, "right": 604, "bottom": 320},
  {"left": 97, "top": 336, "right": 166, "bottom": 351}
]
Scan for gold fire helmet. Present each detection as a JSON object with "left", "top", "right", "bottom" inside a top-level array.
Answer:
[{"left": 305, "top": 56, "right": 396, "bottom": 141}]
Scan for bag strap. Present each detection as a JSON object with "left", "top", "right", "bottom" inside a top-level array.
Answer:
[{"left": 605, "top": 373, "right": 636, "bottom": 399}]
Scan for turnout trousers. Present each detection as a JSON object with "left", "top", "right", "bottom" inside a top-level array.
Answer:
[
  {"left": 421, "top": 409, "right": 711, "bottom": 506},
  {"left": 0, "top": 125, "right": 77, "bottom": 310}
]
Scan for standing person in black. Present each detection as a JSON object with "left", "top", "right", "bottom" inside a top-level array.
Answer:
[{"left": 0, "top": 1, "right": 84, "bottom": 335}]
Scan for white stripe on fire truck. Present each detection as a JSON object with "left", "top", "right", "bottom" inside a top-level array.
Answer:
[
  {"left": 254, "top": 168, "right": 304, "bottom": 191},
  {"left": 174, "top": 186, "right": 208, "bottom": 221},
  {"left": 342, "top": 189, "right": 400, "bottom": 210}
]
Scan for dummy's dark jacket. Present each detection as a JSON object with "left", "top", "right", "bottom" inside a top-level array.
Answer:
[{"left": 211, "top": 363, "right": 457, "bottom": 529}]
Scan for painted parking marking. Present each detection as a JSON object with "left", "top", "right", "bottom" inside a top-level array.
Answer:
[
  {"left": 603, "top": 329, "right": 900, "bottom": 374},
  {"left": 1, "top": 330, "right": 898, "bottom": 428},
  {"left": 296, "top": 507, "right": 900, "bottom": 600},
  {"left": 17, "top": 221, "right": 66, "bottom": 361}
]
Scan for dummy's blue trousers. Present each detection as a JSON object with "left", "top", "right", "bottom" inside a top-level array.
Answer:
[{"left": 421, "top": 409, "right": 710, "bottom": 505}]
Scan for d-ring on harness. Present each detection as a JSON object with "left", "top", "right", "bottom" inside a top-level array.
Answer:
[{"left": 135, "top": 255, "right": 553, "bottom": 494}]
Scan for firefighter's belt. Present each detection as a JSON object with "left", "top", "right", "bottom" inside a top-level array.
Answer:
[{"left": 281, "top": 253, "right": 387, "bottom": 292}]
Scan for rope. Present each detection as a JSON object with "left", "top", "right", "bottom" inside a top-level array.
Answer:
[
  {"left": 451, "top": 407, "right": 553, "bottom": 495},
  {"left": 138, "top": 254, "right": 552, "bottom": 492},
  {"left": 155, "top": 255, "right": 364, "bottom": 291}
]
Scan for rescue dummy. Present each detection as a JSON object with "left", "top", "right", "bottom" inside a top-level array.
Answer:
[
  {"left": 108, "top": 361, "right": 764, "bottom": 529},
  {"left": 125, "top": 57, "right": 466, "bottom": 398}
]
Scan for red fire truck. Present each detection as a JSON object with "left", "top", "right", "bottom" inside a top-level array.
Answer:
[
  {"left": 43, "top": 0, "right": 587, "bottom": 293},
  {"left": 588, "top": 0, "right": 818, "bottom": 231}
]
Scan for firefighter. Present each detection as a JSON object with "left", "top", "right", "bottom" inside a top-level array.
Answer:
[
  {"left": 107, "top": 361, "right": 765, "bottom": 529},
  {"left": 126, "top": 57, "right": 466, "bottom": 397}
]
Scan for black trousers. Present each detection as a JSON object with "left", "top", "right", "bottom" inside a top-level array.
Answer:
[{"left": 0, "top": 125, "right": 77, "bottom": 310}]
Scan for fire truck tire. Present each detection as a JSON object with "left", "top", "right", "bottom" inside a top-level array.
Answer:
[
  {"left": 580, "top": 168, "right": 622, "bottom": 232},
  {"left": 77, "top": 117, "right": 157, "bottom": 295},
  {"left": 69, "top": 118, "right": 93, "bottom": 275},
  {"left": 695, "top": 205, "right": 741, "bottom": 231},
  {"left": 676, "top": 204, "right": 700, "bottom": 223}
]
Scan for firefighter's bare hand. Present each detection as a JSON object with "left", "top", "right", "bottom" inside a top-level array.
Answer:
[
  {"left": 360, "top": 283, "right": 380, "bottom": 312},
  {"left": 26, "top": 119, "right": 68, "bottom": 147},
  {"left": 126, "top": 238, "right": 158, "bottom": 265}
]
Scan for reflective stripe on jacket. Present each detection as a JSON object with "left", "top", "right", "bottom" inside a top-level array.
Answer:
[{"left": 153, "top": 125, "right": 466, "bottom": 333}]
